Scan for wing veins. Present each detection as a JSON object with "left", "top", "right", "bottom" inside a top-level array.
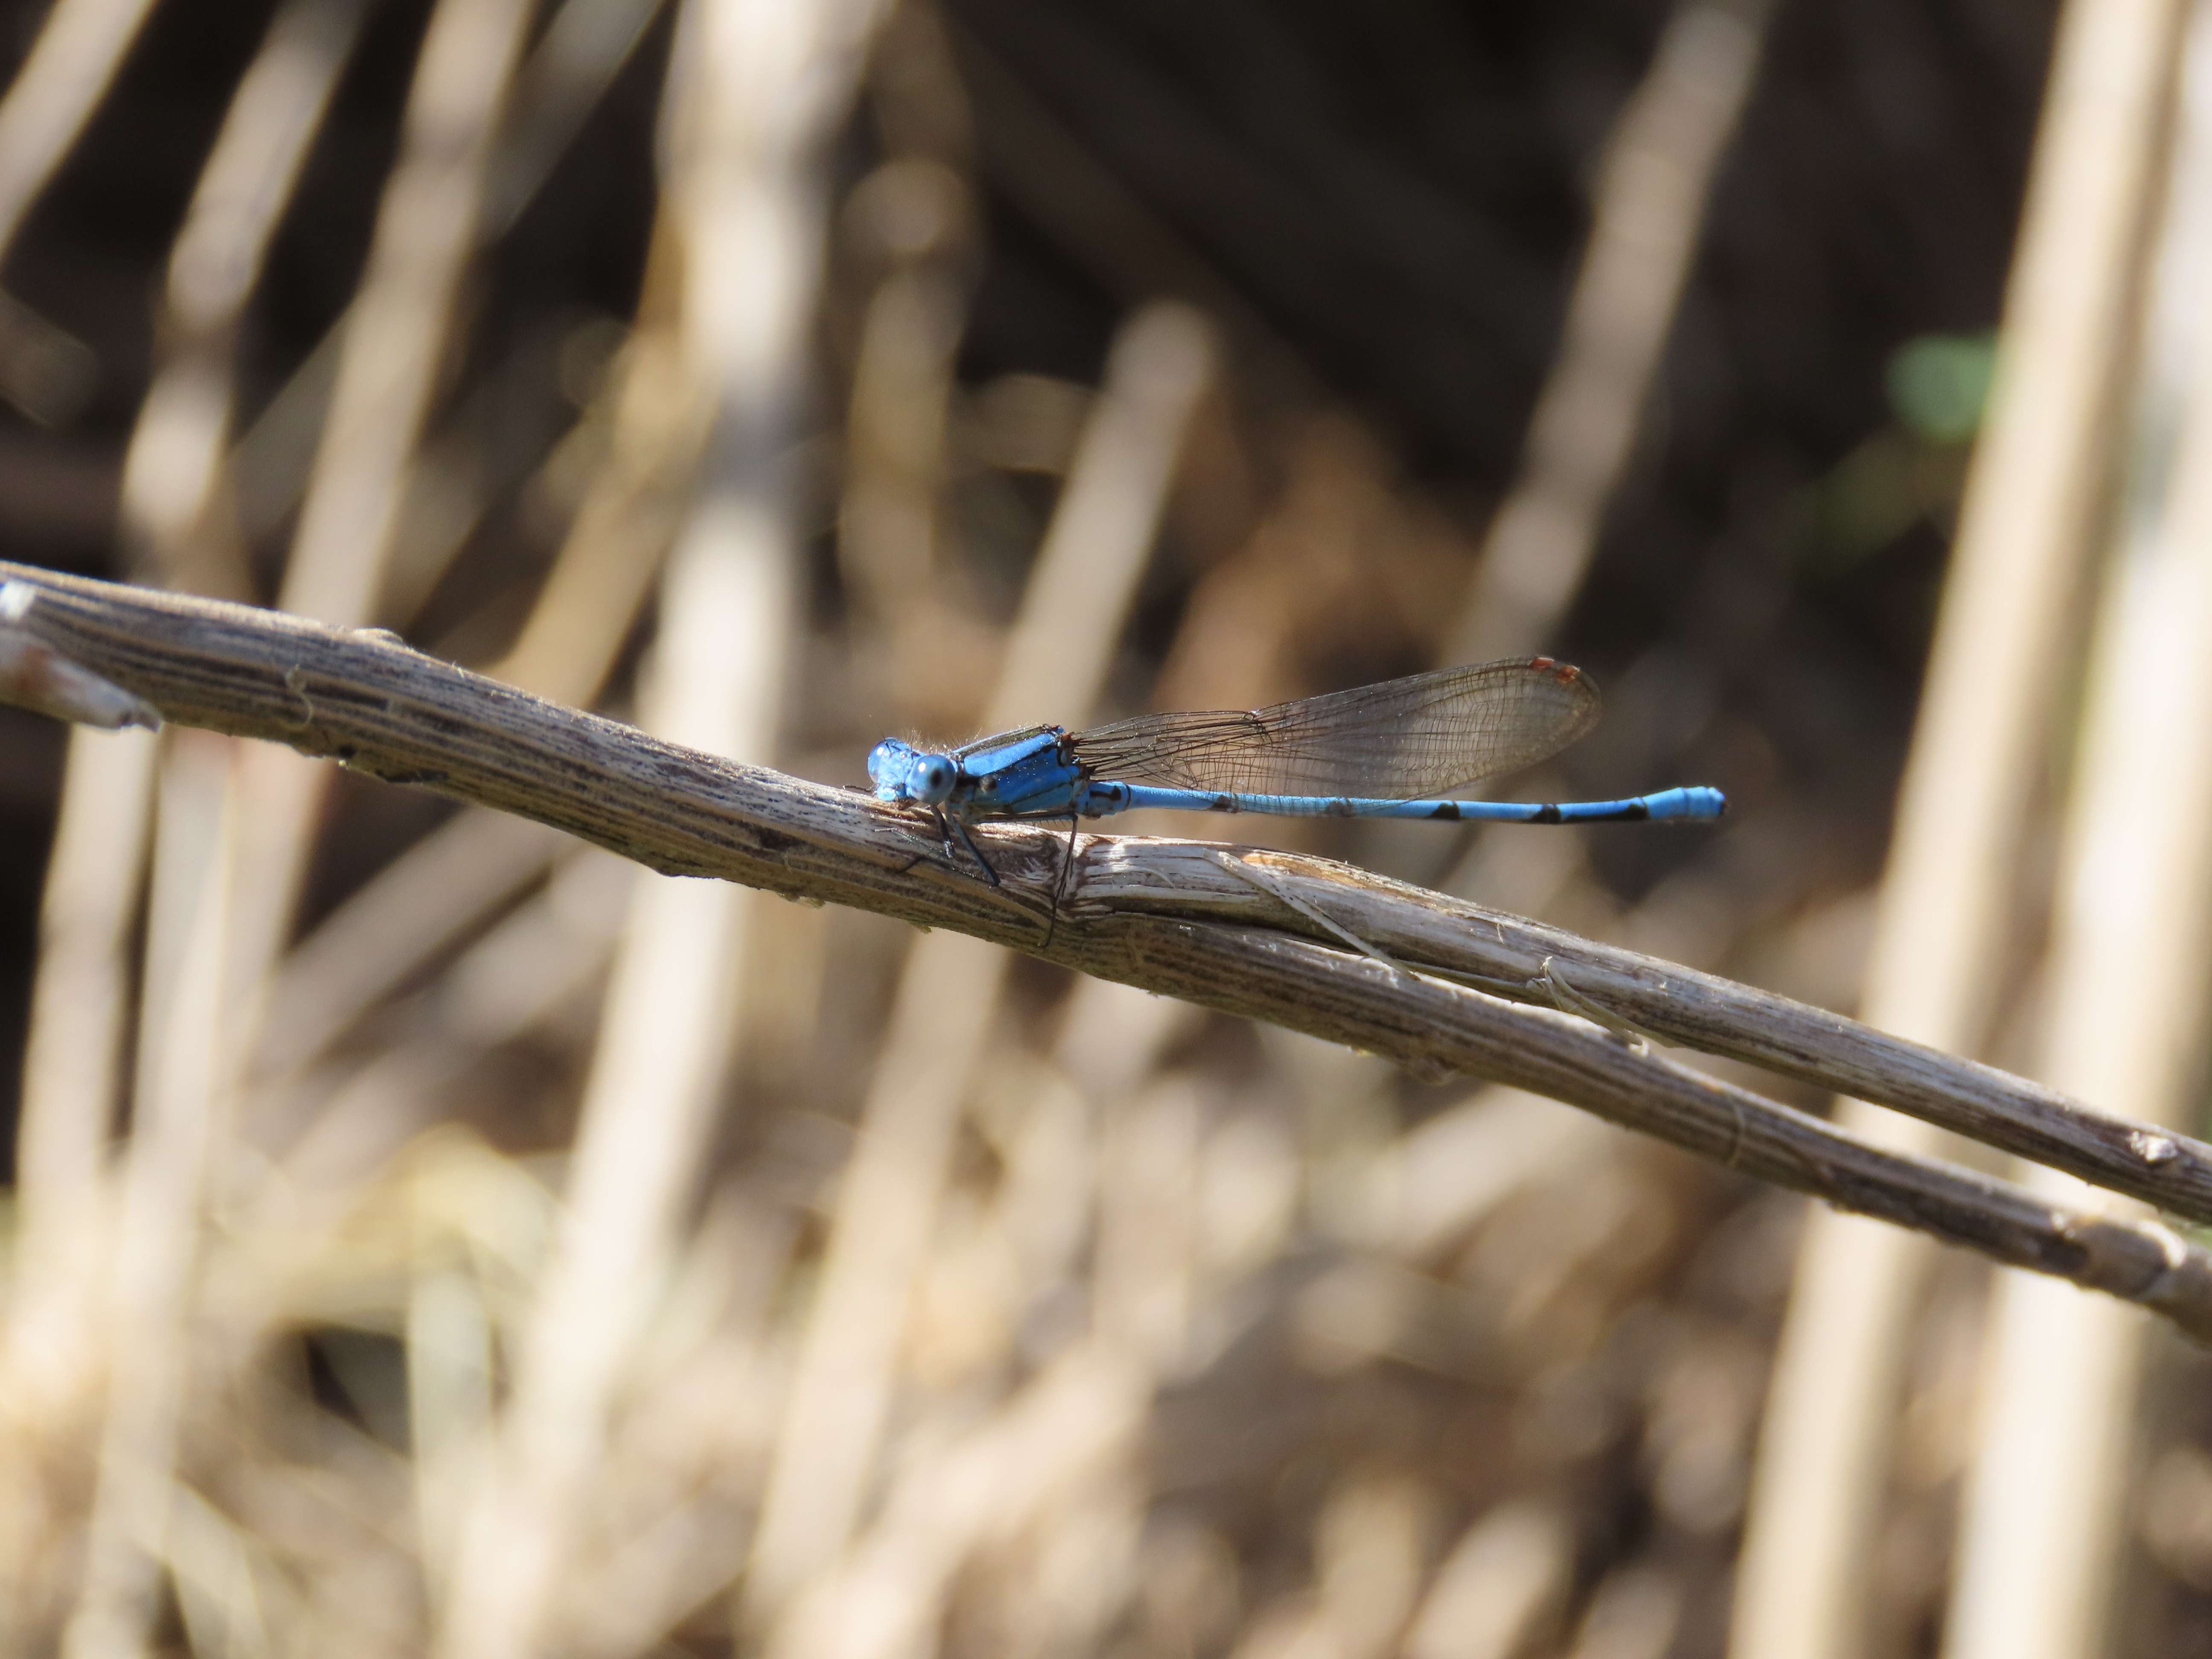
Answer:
[{"left": 1070, "top": 660, "right": 1602, "bottom": 800}]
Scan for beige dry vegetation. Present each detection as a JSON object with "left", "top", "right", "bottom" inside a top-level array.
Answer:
[{"left": 3, "top": 0, "right": 2212, "bottom": 1657}]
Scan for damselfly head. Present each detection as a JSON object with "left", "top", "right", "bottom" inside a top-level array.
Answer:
[{"left": 867, "top": 738, "right": 959, "bottom": 806}]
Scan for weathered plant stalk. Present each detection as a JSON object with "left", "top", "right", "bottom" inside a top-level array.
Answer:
[{"left": 5, "top": 559, "right": 2211, "bottom": 1338}]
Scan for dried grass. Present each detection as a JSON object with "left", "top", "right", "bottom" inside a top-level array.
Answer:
[{"left": 3, "top": 0, "right": 2201, "bottom": 1656}]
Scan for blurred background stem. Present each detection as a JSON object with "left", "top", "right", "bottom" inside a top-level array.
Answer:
[
  {"left": 8, "top": 0, "right": 2202, "bottom": 1651},
  {"left": 1732, "top": 0, "right": 2185, "bottom": 1651}
]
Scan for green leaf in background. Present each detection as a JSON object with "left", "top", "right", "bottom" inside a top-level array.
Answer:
[{"left": 1886, "top": 330, "right": 1999, "bottom": 445}]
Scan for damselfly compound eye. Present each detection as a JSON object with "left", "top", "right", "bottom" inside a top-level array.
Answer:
[{"left": 913, "top": 754, "right": 956, "bottom": 805}]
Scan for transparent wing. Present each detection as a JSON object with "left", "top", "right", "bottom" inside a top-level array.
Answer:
[{"left": 1070, "top": 659, "right": 1602, "bottom": 800}]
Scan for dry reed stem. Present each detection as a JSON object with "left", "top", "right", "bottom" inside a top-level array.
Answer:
[
  {"left": 432, "top": 0, "right": 882, "bottom": 1646},
  {"left": 486, "top": 219, "right": 705, "bottom": 706},
  {"left": 280, "top": 0, "right": 537, "bottom": 630},
  {"left": 91, "top": 0, "right": 375, "bottom": 1185},
  {"left": 213, "top": 0, "right": 538, "bottom": 1138},
  {"left": 1943, "top": 17, "right": 2212, "bottom": 1652},
  {"left": 1404, "top": 1498, "right": 1576, "bottom": 1659},
  {"left": 6, "top": 567, "right": 2212, "bottom": 1347},
  {"left": 784, "top": 984, "right": 1206, "bottom": 1659},
  {"left": 484, "top": 0, "right": 671, "bottom": 228},
  {"left": 230, "top": 192, "right": 695, "bottom": 1254},
  {"left": 61, "top": 736, "right": 236, "bottom": 1659},
  {"left": 0, "top": 0, "right": 150, "bottom": 422},
  {"left": 7, "top": 7, "right": 373, "bottom": 1648},
  {"left": 743, "top": 300, "right": 1214, "bottom": 1627},
  {"left": 266, "top": 212, "right": 696, "bottom": 1130},
  {"left": 10, "top": 0, "right": 363, "bottom": 1362},
  {"left": 119, "top": 0, "right": 371, "bottom": 590},
  {"left": 768, "top": 1346, "right": 1150, "bottom": 1659},
  {"left": 254, "top": 846, "right": 631, "bottom": 1206},
  {"left": 252, "top": 811, "right": 570, "bottom": 1080},
  {"left": 0, "top": 0, "right": 154, "bottom": 259},
  {"left": 836, "top": 161, "right": 969, "bottom": 641},
  {"left": 0, "top": 556, "right": 2194, "bottom": 1215},
  {"left": 1731, "top": 0, "right": 2191, "bottom": 1647},
  {"left": 5, "top": 726, "right": 153, "bottom": 1335},
  {"left": 440, "top": 3, "right": 898, "bottom": 1654},
  {"left": 31, "top": 0, "right": 556, "bottom": 1633},
  {"left": 209, "top": 0, "right": 694, "bottom": 1193},
  {"left": 0, "top": 726, "right": 154, "bottom": 1648},
  {"left": 217, "top": 0, "right": 668, "bottom": 569},
  {"left": 1448, "top": 0, "right": 1775, "bottom": 665}
]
